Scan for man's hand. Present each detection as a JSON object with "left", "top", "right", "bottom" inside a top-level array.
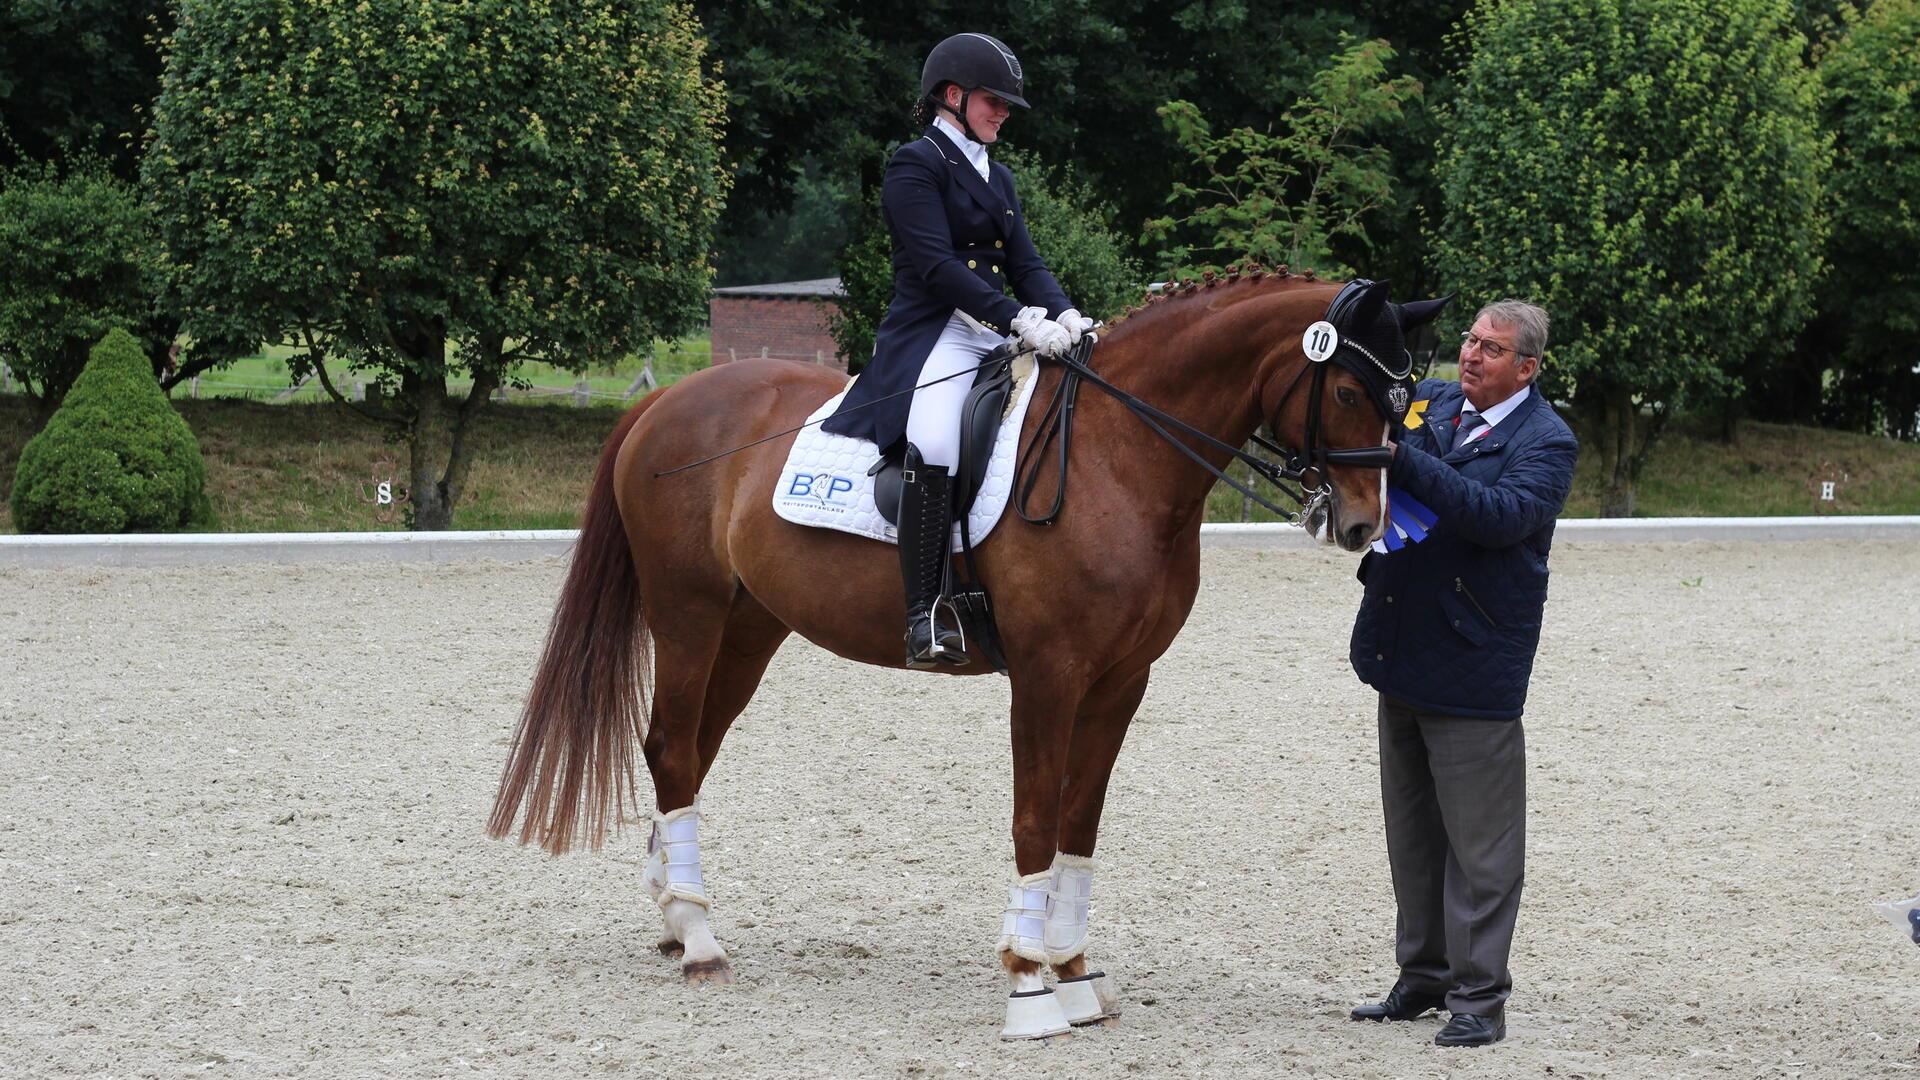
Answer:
[{"left": 1012, "top": 306, "right": 1073, "bottom": 357}]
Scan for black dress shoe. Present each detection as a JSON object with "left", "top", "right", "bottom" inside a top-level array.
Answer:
[
  {"left": 1349, "top": 983, "right": 1446, "bottom": 1022},
  {"left": 1434, "top": 1009, "right": 1506, "bottom": 1046}
]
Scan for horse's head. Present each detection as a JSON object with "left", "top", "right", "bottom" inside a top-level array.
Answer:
[{"left": 1268, "top": 279, "right": 1451, "bottom": 552}]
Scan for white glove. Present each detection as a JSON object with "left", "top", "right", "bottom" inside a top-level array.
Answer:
[
  {"left": 1011, "top": 306, "right": 1072, "bottom": 357},
  {"left": 1058, "top": 307, "right": 1096, "bottom": 345}
]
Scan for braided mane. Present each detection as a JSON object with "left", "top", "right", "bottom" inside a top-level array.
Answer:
[{"left": 1097, "top": 263, "right": 1327, "bottom": 342}]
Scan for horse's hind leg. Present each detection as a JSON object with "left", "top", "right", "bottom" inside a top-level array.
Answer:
[
  {"left": 1047, "top": 665, "right": 1151, "bottom": 1026},
  {"left": 694, "top": 593, "right": 790, "bottom": 789},
  {"left": 642, "top": 591, "right": 789, "bottom": 983},
  {"left": 638, "top": 594, "right": 737, "bottom": 984}
]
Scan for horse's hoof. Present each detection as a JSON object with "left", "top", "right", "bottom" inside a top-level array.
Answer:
[
  {"left": 1000, "top": 988, "right": 1072, "bottom": 1040},
  {"left": 656, "top": 937, "right": 684, "bottom": 960},
  {"left": 682, "top": 958, "right": 735, "bottom": 985},
  {"left": 1055, "top": 972, "right": 1119, "bottom": 1026}
]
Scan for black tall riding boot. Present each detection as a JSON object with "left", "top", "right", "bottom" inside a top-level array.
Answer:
[{"left": 898, "top": 444, "right": 966, "bottom": 669}]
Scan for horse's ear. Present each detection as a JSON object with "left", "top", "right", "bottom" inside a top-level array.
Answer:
[
  {"left": 1349, "top": 279, "right": 1392, "bottom": 325},
  {"left": 1395, "top": 294, "right": 1455, "bottom": 332}
]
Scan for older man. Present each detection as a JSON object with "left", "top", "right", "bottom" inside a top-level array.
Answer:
[{"left": 1347, "top": 300, "right": 1578, "bottom": 1047}]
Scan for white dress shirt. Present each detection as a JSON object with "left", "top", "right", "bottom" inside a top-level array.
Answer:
[
  {"left": 933, "top": 116, "right": 990, "bottom": 181},
  {"left": 1459, "top": 384, "right": 1532, "bottom": 444}
]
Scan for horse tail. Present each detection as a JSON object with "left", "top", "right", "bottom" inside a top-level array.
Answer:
[{"left": 487, "top": 394, "right": 657, "bottom": 855}]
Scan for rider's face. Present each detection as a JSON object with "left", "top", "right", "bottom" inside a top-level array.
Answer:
[{"left": 944, "top": 85, "right": 1012, "bottom": 143}]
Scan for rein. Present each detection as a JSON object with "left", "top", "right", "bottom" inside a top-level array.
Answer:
[{"left": 1014, "top": 334, "right": 1392, "bottom": 527}]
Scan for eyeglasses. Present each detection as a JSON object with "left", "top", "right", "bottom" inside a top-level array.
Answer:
[{"left": 1459, "top": 331, "right": 1527, "bottom": 363}]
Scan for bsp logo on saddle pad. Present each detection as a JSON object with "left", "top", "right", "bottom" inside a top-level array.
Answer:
[{"left": 784, "top": 471, "right": 858, "bottom": 510}]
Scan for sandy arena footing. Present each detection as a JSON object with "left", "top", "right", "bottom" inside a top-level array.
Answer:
[{"left": 2, "top": 540, "right": 1916, "bottom": 1078}]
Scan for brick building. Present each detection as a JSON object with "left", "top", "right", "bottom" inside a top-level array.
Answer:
[{"left": 709, "top": 278, "right": 847, "bottom": 371}]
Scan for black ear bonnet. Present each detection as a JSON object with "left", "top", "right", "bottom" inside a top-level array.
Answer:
[{"left": 1311, "top": 278, "right": 1418, "bottom": 424}]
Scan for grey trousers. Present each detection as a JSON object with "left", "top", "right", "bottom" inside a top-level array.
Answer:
[{"left": 1377, "top": 693, "right": 1526, "bottom": 1016}]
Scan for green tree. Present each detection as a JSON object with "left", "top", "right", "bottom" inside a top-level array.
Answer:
[
  {"left": 1145, "top": 38, "right": 1421, "bottom": 279},
  {"left": 0, "top": 158, "right": 156, "bottom": 416},
  {"left": 996, "top": 147, "right": 1144, "bottom": 322},
  {"left": 695, "top": 3, "right": 1410, "bottom": 278},
  {"left": 826, "top": 183, "right": 892, "bottom": 375},
  {"left": 828, "top": 149, "right": 1142, "bottom": 373},
  {"left": 0, "top": 0, "right": 173, "bottom": 180},
  {"left": 1812, "top": 0, "right": 1920, "bottom": 439},
  {"left": 1436, "top": 0, "right": 1827, "bottom": 516},
  {"left": 714, "top": 157, "right": 857, "bottom": 285},
  {"left": 11, "top": 327, "right": 210, "bottom": 533},
  {"left": 145, "top": 0, "right": 728, "bottom": 529}
]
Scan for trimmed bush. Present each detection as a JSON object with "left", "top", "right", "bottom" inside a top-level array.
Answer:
[{"left": 10, "top": 329, "right": 212, "bottom": 533}]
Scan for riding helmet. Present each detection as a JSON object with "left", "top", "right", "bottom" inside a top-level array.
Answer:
[{"left": 920, "top": 33, "right": 1029, "bottom": 108}]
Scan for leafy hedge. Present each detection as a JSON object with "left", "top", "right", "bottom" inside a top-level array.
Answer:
[
  {"left": 10, "top": 328, "right": 212, "bottom": 533},
  {"left": 0, "top": 158, "right": 157, "bottom": 409}
]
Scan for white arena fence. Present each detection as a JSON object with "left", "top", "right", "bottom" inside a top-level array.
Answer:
[{"left": 2, "top": 517, "right": 1916, "bottom": 568}]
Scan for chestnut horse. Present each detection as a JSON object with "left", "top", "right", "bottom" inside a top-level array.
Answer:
[{"left": 487, "top": 270, "right": 1444, "bottom": 1038}]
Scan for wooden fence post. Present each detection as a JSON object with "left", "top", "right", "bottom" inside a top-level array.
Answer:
[{"left": 623, "top": 361, "right": 658, "bottom": 398}]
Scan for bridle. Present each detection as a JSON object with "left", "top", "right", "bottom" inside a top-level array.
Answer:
[
  {"left": 1270, "top": 277, "right": 1412, "bottom": 489},
  {"left": 1014, "top": 280, "right": 1412, "bottom": 529}
]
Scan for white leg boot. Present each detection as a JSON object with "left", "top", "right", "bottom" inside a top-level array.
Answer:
[
  {"left": 1045, "top": 853, "right": 1119, "bottom": 1025},
  {"left": 642, "top": 802, "right": 731, "bottom": 983},
  {"left": 998, "top": 871, "right": 1070, "bottom": 1040}
]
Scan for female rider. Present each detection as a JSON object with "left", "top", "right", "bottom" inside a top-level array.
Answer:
[{"left": 821, "top": 31, "right": 1092, "bottom": 669}]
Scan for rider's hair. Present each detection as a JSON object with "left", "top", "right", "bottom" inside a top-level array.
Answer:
[{"left": 911, "top": 88, "right": 945, "bottom": 129}]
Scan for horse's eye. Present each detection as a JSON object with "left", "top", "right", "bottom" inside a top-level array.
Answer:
[{"left": 1336, "top": 386, "right": 1359, "bottom": 407}]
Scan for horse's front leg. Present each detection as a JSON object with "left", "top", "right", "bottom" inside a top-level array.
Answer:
[
  {"left": 996, "top": 676, "right": 1083, "bottom": 1040},
  {"left": 1046, "top": 665, "right": 1151, "bottom": 1026}
]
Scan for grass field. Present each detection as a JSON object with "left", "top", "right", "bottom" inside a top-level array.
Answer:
[
  {"left": 2, "top": 386, "right": 1917, "bottom": 533},
  {"left": 171, "top": 335, "right": 714, "bottom": 405}
]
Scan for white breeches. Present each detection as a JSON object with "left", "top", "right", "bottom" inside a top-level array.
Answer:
[{"left": 905, "top": 311, "right": 1008, "bottom": 468}]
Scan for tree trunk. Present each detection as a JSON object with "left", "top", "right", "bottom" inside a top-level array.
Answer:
[
  {"left": 1600, "top": 387, "right": 1636, "bottom": 518},
  {"left": 406, "top": 372, "right": 459, "bottom": 530},
  {"left": 400, "top": 332, "right": 501, "bottom": 531}
]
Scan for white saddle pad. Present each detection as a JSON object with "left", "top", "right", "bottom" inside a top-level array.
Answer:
[{"left": 773, "top": 355, "right": 1040, "bottom": 550}]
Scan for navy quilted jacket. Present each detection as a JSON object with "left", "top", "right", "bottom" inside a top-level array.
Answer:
[{"left": 1349, "top": 379, "right": 1579, "bottom": 720}]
